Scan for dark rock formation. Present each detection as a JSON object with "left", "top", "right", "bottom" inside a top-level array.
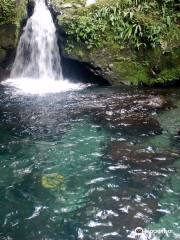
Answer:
[
  {"left": 87, "top": 94, "right": 173, "bottom": 135},
  {"left": 27, "top": 0, "right": 35, "bottom": 17},
  {"left": 105, "top": 141, "right": 178, "bottom": 169}
]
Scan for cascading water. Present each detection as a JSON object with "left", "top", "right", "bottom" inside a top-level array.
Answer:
[
  {"left": 11, "top": 0, "right": 63, "bottom": 80},
  {"left": 4, "top": 0, "right": 83, "bottom": 94}
]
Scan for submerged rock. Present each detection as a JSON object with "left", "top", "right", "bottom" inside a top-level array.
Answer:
[
  {"left": 92, "top": 109, "right": 162, "bottom": 135},
  {"left": 87, "top": 93, "right": 168, "bottom": 135},
  {"left": 69, "top": 90, "right": 175, "bottom": 136},
  {"left": 87, "top": 188, "right": 160, "bottom": 239},
  {"left": 41, "top": 173, "right": 64, "bottom": 189},
  {"left": 105, "top": 141, "right": 178, "bottom": 169},
  {"left": 134, "top": 95, "right": 174, "bottom": 110}
]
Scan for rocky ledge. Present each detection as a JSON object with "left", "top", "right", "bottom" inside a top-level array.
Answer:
[{"left": 52, "top": 0, "right": 180, "bottom": 86}]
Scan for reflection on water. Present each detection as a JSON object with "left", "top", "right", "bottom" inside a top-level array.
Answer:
[{"left": 0, "top": 85, "right": 180, "bottom": 239}]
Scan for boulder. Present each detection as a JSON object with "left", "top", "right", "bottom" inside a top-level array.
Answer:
[
  {"left": 69, "top": 90, "right": 173, "bottom": 135},
  {"left": 87, "top": 93, "right": 168, "bottom": 135}
]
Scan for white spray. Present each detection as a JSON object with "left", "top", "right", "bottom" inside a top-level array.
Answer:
[
  {"left": 11, "top": 0, "right": 62, "bottom": 80},
  {"left": 5, "top": 0, "right": 84, "bottom": 94}
]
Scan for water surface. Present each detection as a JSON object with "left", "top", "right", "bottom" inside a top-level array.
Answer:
[{"left": 0, "top": 85, "right": 180, "bottom": 240}]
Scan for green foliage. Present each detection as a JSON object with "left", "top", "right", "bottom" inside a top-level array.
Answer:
[
  {"left": 62, "top": 0, "right": 179, "bottom": 51},
  {"left": 0, "top": 0, "right": 27, "bottom": 26},
  {"left": 0, "top": 0, "right": 16, "bottom": 25}
]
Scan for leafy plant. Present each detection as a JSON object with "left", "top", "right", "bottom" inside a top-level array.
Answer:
[{"left": 62, "top": 0, "right": 178, "bottom": 51}]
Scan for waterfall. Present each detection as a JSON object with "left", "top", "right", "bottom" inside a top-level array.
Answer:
[
  {"left": 11, "top": 0, "right": 62, "bottom": 80},
  {"left": 4, "top": 0, "right": 84, "bottom": 94}
]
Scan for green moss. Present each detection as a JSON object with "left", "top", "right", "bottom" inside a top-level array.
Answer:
[
  {"left": 0, "top": 0, "right": 27, "bottom": 50},
  {"left": 60, "top": 0, "right": 180, "bottom": 85},
  {"left": 0, "top": 0, "right": 16, "bottom": 25},
  {"left": 113, "top": 60, "right": 150, "bottom": 85},
  {"left": 151, "top": 48, "right": 180, "bottom": 84},
  {"left": 0, "top": 0, "right": 27, "bottom": 26}
]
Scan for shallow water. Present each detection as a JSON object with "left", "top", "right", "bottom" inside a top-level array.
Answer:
[{"left": 0, "top": 84, "right": 180, "bottom": 240}]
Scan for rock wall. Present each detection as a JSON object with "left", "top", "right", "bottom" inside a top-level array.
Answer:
[
  {"left": 56, "top": 0, "right": 180, "bottom": 86},
  {"left": 0, "top": 0, "right": 27, "bottom": 80}
]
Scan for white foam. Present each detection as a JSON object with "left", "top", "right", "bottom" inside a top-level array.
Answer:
[{"left": 3, "top": 78, "right": 87, "bottom": 95}]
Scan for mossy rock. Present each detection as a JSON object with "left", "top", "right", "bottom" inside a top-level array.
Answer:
[
  {"left": 0, "top": 0, "right": 27, "bottom": 81},
  {"left": 41, "top": 173, "right": 65, "bottom": 189},
  {"left": 0, "top": 0, "right": 27, "bottom": 49},
  {"left": 59, "top": 0, "right": 180, "bottom": 86},
  {"left": 0, "top": 0, "right": 27, "bottom": 26},
  {"left": 0, "top": 24, "right": 19, "bottom": 48}
]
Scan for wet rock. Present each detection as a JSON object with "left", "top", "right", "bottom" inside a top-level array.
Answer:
[
  {"left": 87, "top": 186, "right": 161, "bottom": 240},
  {"left": 108, "top": 112, "right": 162, "bottom": 135},
  {"left": 172, "top": 130, "right": 180, "bottom": 148},
  {"left": 27, "top": 0, "right": 35, "bottom": 17},
  {"left": 69, "top": 91, "right": 172, "bottom": 135},
  {"left": 91, "top": 107, "right": 162, "bottom": 135},
  {"left": 0, "top": 66, "right": 9, "bottom": 81},
  {"left": 174, "top": 130, "right": 180, "bottom": 140},
  {"left": 134, "top": 95, "right": 174, "bottom": 110}
]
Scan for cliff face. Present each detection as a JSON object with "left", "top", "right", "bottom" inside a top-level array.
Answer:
[
  {"left": 0, "top": 0, "right": 27, "bottom": 80},
  {"left": 54, "top": 0, "right": 180, "bottom": 86}
]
